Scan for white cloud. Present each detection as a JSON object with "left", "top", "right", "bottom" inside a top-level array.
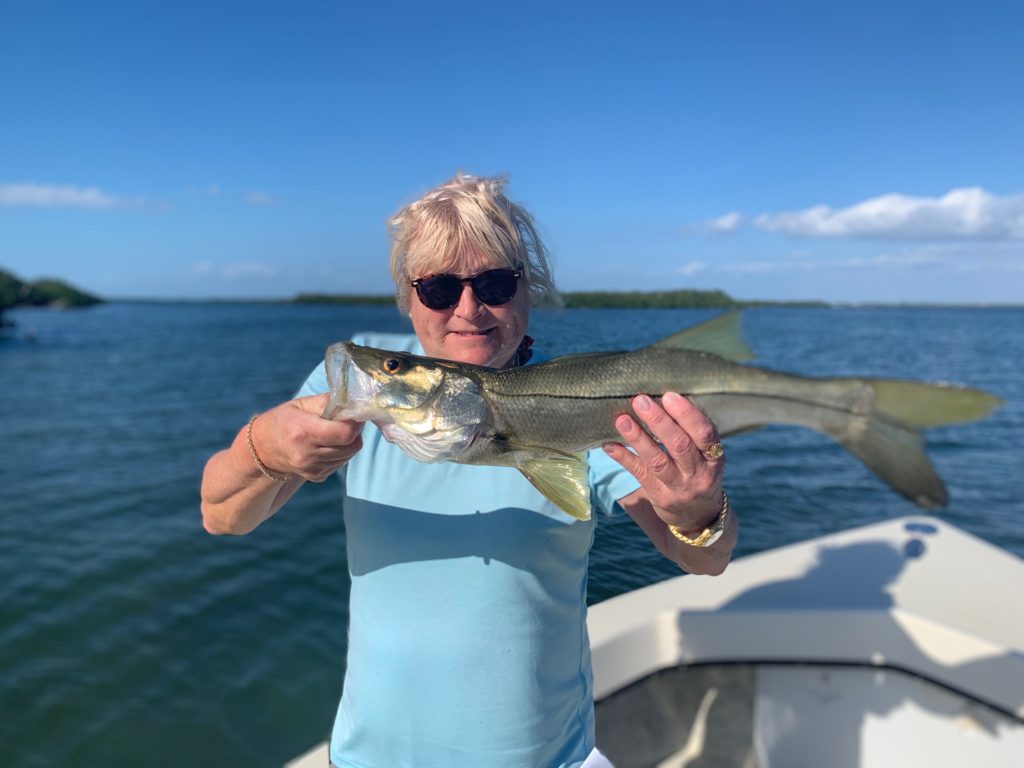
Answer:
[
  {"left": 755, "top": 187, "right": 1024, "bottom": 240},
  {"left": 0, "top": 182, "right": 126, "bottom": 208},
  {"left": 245, "top": 191, "right": 276, "bottom": 206},
  {"left": 679, "top": 244, "right": 1024, "bottom": 277},
  {"left": 677, "top": 260, "right": 707, "bottom": 276},
  {"left": 698, "top": 211, "right": 744, "bottom": 236}
]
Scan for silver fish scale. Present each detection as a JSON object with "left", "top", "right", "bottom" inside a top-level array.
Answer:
[
  {"left": 476, "top": 347, "right": 873, "bottom": 454},
  {"left": 327, "top": 331, "right": 1000, "bottom": 508}
]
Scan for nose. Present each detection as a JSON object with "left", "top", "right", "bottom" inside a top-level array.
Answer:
[{"left": 453, "top": 283, "right": 484, "bottom": 318}]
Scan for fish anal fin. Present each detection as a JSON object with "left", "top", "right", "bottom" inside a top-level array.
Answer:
[
  {"left": 517, "top": 451, "right": 592, "bottom": 521},
  {"left": 651, "top": 311, "right": 755, "bottom": 361}
]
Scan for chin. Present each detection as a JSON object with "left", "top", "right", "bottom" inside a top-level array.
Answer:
[
  {"left": 447, "top": 340, "right": 509, "bottom": 367},
  {"left": 455, "top": 350, "right": 504, "bottom": 367}
]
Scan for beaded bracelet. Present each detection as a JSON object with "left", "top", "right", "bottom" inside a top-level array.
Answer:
[{"left": 246, "top": 415, "right": 294, "bottom": 482}]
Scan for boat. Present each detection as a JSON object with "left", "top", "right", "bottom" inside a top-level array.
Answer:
[{"left": 287, "top": 515, "right": 1024, "bottom": 767}]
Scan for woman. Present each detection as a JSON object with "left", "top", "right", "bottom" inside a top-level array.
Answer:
[{"left": 201, "top": 173, "right": 737, "bottom": 768}]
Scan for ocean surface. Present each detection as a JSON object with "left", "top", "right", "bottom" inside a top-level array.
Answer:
[{"left": 2, "top": 303, "right": 1021, "bottom": 767}]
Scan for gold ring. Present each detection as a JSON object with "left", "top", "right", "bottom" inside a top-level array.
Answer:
[{"left": 703, "top": 442, "right": 725, "bottom": 461}]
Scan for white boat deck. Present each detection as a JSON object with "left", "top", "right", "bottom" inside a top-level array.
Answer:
[
  {"left": 288, "top": 515, "right": 1024, "bottom": 767},
  {"left": 589, "top": 515, "right": 1024, "bottom": 716},
  {"left": 591, "top": 515, "right": 1024, "bottom": 767}
]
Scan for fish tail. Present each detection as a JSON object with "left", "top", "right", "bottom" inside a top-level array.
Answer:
[
  {"left": 821, "top": 414, "right": 947, "bottom": 508},
  {"left": 823, "top": 379, "right": 1001, "bottom": 508},
  {"left": 866, "top": 379, "right": 1004, "bottom": 428},
  {"left": 699, "top": 378, "right": 1001, "bottom": 508}
]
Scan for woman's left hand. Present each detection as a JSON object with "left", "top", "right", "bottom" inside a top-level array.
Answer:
[{"left": 602, "top": 391, "right": 725, "bottom": 534}]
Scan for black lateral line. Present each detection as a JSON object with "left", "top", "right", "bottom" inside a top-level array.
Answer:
[{"left": 488, "top": 390, "right": 876, "bottom": 419}]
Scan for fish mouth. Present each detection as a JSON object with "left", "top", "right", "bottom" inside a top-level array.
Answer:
[{"left": 322, "top": 342, "right": 380, "bottom": 421}]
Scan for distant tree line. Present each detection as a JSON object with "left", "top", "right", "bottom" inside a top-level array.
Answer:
[
  {"left": 293, "top": 293, "right": 397, "bottom": 306},
  {"left": 562, "top": 290, "right": 828, "bottom": 309},
  {"left": 0, "top": 268, "right": 102, "bottom": 324},
  {"left": 561, "top": 289, "right": 736, "bottom": 308},
  {"left": 289, "top": 288, "right": 827, "bottom": 309}
]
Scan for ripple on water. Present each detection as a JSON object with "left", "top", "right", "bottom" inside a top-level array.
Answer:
[{"left": 2, "top": 304, "right": 1021, "bottom": 767}]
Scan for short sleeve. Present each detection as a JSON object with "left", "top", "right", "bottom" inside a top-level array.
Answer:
[{"left": 587, "top": 447, "right": 640, "bottom": 517}]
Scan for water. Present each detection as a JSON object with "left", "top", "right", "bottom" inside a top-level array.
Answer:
[{"left": 2, "top": 303, "right": 1022, "bottom": 767}]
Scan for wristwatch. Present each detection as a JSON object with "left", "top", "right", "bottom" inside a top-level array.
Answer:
[{"left": 668, "top": 492, "right": 729, "bottom": 548}]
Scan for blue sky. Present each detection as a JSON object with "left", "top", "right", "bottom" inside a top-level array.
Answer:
[{"left": 2, "top": 1, "right": 1022, "bottom": 303}]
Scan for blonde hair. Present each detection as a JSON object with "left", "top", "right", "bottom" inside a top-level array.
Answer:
[{"left": 388, "top": 173, "right": 561, "bottom": 315}]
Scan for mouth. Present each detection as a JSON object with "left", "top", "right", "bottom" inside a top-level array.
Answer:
[
  {"left": 449, "top": 328, "right": 496, "bottom": 338},
  {"left": 323, "top": 342, "right": 382, "bottom": 421},
  {"left": 323, "top": 343, "right": 353, "bottom": 419}
]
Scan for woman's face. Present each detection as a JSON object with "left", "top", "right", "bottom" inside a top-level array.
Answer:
[{"left": 408, "top": 250, "right": 530, "bottom": 368}]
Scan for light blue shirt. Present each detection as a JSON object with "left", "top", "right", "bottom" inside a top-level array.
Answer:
[{"left": 298, "top": 333, "right": 639, "bottom": 768}]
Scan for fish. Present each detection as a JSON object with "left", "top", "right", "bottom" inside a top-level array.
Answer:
[{"left": 321, "top": 312, "right": 1002, "bottom": 521}]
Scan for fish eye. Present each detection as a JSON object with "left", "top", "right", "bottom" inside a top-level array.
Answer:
[{"left": 382, "top": 357, "right": 405, "bottom": 374}]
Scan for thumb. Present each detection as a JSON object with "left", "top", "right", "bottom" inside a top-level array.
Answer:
[{"left": 292, "top": 392, "right": 331, "bottom": 416}]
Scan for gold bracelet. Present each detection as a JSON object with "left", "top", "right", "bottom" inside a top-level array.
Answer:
[
  {"left": 246, "top": 415, "right": 294, "bottom": 482},
  {"left": 668, "top": 492, "right": 729, "bottom": 548}
]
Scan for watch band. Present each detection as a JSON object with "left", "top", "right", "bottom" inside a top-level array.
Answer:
[{"left": 668, "top": 492, "right": 729, "bottom": 548}]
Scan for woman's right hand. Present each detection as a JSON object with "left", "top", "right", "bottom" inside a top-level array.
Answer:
[
  {"left": 201, "top": 393, "right": 365, "bottom": 534},
  {"left": 250, "top": 393, "right": 365, "bottom": 482}
]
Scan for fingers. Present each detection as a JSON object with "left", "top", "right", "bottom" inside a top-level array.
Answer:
[
  {"left": 617, "top": 393, "right": 721, "bottom": 471},
  {"left": 308, "top": 414, "right": 364, "bottom": 448},
  {"left": 288, "top": 409, "right": 364, "bottom": 480},
  {"left": 306, "top": 434, "right": 363, "bottom": 482},
  {"left": 603, "top": 392, "right": 725, "bottom": 519},
  {"left": 661, "top": 392, "right": 722, "bottom": 459},
  {"left": 602, "top": 428, "right": 648, "bottom": 480},
  {"left": 251, "top": 397, "right": 365, "bottom": 482},
  {"left": 287, "top": 394, "right": 363, "bottom": 447},
  {"left": 615, "top": 407, "right": 674, "bottom": 478},
  {"left": 635, "top": 393, "right": 699, "bottom": 466}
]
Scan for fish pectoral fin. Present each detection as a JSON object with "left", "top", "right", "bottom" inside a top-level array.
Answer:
[
  {"left": 518, "top": 451, "right": 592, "bottom": 521},
  {"left": 650, "top": 311, "right": 755, "bottom": 362}
]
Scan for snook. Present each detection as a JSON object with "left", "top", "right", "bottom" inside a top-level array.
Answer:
[{"left": 322, "top": 313, "right": 1001, "bottom": 520}]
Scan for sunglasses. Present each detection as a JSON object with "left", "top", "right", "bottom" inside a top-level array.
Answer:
[{"left": 410, "top": 266, "right": 523, "bottom": 310}]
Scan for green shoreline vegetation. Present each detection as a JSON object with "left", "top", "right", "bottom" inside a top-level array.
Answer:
[
  {"left": 560, "top": 290, "right": 828, "bottom": 309},
  {"left": 1, "top": 268, "right": 103, "bottom": 325},
  {"left": 293, "top": 289, "right": 829, "bottom": 309},
  {"left": 3, "top": 267, "right": 1018, "bottom": 317},
  {"left": 293, "top": 293, "right": 397, "bottom": 306}
]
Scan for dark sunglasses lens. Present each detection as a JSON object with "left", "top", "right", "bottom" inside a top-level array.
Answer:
[
  {"left": 417, "top": 276, "right": 463, "bottom": 309},
  {"left": 472, "top": 270, "right": 518, "bottom": 305},
  {"left": 415, "top": 268, "right": 520, "bottom": 309}
]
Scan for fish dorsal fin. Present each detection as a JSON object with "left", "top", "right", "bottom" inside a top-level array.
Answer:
[
  {"left": 650, "top": 311, "right": 754, "bottom": 361},
  {"left": 517, "top": 451, "right": 592, "bottom": 521}
]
